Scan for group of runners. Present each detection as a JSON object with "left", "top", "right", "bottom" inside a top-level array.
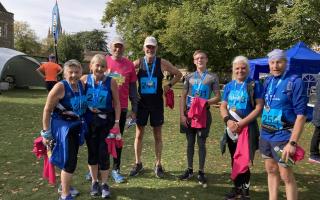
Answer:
[{"left": 39, "top": 36, "right": 308, "bottom": 200}]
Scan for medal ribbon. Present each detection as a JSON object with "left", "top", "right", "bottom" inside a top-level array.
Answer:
[
  {"left": 91, "top": 75, "right": 102, "bottom": 108},
  {"left": 194, "top": 70, "right": 208, "bottom": 95},
  {"left": 266, "top": 75, "right": 284, "bottom": 108},
  {"left": 144, "top": 56, "right": 156, "bottom": 83},
  {"left": 231, "top": 80, "right": 246, "bottom": 108},
  {"left": 66, "top": 80, "right": 82, "bottom": 116}
]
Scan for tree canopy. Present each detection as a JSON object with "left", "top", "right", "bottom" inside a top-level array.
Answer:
[{"left": 102, "top": 0, "right": 320, "bottom": 71}]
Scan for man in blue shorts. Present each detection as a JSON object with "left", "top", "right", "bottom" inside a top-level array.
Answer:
[{"left": 260, "top": 49, "right": 307, "bottom": 200}]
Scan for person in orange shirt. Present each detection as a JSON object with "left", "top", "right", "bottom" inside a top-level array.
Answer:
[{"left": 37, "top": 54, "right": 63, "bottom": 91}]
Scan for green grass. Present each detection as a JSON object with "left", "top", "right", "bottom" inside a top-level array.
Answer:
[{"left": 0, "top": 86, "right": 319, "bottom": 200}]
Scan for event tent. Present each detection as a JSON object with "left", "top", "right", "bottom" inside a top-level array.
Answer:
[
  {"left": 0, "top": 48, "right": 44, "bottom": 88},
  {"left": 249, "top": 41, "right": 320, "bottom": 80}
]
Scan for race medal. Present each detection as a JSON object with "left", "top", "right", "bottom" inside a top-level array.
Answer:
[
  {"left": 147, "top": 80, "right": 154, "bottom": 87},
  {"left": 264, "top": 105, "right": 270, "bottom": 112},
  {"left": 231, "top": 106, "right": 237, "bottom": 112}
]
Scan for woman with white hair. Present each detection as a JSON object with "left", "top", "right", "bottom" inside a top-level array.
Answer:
[
  {"left": 220, "top": 56, "right": 263, "bottom": 200},
  {"left": 41, "top": 59, "right": 87, "bottom": 200}
]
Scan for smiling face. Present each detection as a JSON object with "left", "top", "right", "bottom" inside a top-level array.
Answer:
[
  {"left": 233, "top": 61, "right": 248, "bottom": 82},
  {"left": 268, "top": 58, "right": 287, "bottom": 77},
  {"left": 111, "top": 43, "right": 124, "bottom": 59},
  {"left": 90, "top": 55, "right": 106, "bottom": 81},
  {"left": 143, "top": 45, "right": 157, "bottom": 59},
  {"left": 193, "top": 52, "right": 208, "bottom": 71},
  {"left": 64, "top": 65, "right": 82, "bottom": 85}
]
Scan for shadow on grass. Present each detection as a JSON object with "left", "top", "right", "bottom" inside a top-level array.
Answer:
[{"left": 0, "top": 88, "right": 47, "bottom": 99}]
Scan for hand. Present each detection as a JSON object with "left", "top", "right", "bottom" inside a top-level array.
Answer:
[
  {"left": 113, "top": 122, "right": 120, "bottom": 130},
  {"left": 281, "top": 143, "right": 296, "bottom": 163},
  {"left": 42, "top": 137, "right": 50, "bottom": 146},
  {"left": 180, "top": 115, "right": 188, "bottom": 127},
  {"left": 163, "top": 84, "right": 170, "bottom": 94},
  {"left": 227, "top": 120, "right": 238, "bottom": 133}
]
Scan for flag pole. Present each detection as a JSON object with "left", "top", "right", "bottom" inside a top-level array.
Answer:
[{"left": 52, "top": 0, "right": 61, "bottom": 64}]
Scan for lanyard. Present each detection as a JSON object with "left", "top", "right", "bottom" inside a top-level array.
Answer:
[
  {"left": 91, "top": 75, "right": 103, "bottom": 107},
  {"left": 194, "top": 70, "right": 207, "bottom": 93},
  {"left": 232, "top": 80, "right": 246, "bottom": 106},
  {"left": 266, "top": 75, "right": 283, "bottom": 107},
  {"left": 144, "top": 56, "right": 156, "bottom": 81},
  {"left": 66, "top": 80, "right": 82, "bottom": 115}
]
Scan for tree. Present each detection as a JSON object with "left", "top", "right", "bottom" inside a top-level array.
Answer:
[
  {"left": 57, "top": 34, "right": 83, "bottom": 63},
  {"left": 14, "top": 21, "right": 41, "bottom": 55},
  {"left": 75, "top": 29, "right": 109, "bottom": 52}
]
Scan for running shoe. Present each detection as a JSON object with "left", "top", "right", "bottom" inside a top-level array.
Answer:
[
  {"left": 129, "top": 163, "right": 144, "bottom": 176},
  {"left": 178, "top": 168, "right": 193, "bottom": 180},
  {"left": 58, "top": 194, "right": 73, "bottom": 200},
  {"left": 224, "top": 187, "right": 242, "bottom": 200},
  {"left": 111, "top": 169, "right": 125, "bottom": 183},
  {"left": 101, "top": 183, "right": 111, "bottom": 198},
  {"left": 90, "top": 181, "right": 100, "bottom": 196},
  {"left": 240, "top": 188, "right": 250, "bottom": 200},
  {"left": 197, "top": 171, "right": 207, "bottom": 188},
  {"left": 154, "top": 165, "right": 165, "bottom": 178},
  {"left": 57, "top": 185, "right": 79, "bottom": 197},
  {"left": 309, "top": 155, "right": 320, "bottom": 164}
]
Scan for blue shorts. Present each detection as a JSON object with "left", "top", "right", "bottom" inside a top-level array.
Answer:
[{"left": 259, "top": 137, "right": 289, "bottom": 167}]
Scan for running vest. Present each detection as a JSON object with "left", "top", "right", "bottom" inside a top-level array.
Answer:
[
  {"left": 86, "top": 74, "right": 113, "bottom": 112},
  {"left": 137, "top": 57, "right": 164, "bottom": 108},
  {"left": 58, "top": 80, "right": 87, "bottom": 116}
]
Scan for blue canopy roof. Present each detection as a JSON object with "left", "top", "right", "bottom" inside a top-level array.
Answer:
[{"left": 249, "top": 41, "right": 320, "bottom": 79}]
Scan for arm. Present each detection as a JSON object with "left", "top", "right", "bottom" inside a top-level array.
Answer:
[
  {"left": 36, "top": 66, "right": 45, "bottom": 79},
  {"left": 133, "top": 59, "right": 140, "bottom": 70},
  {"left": 180, "top": 89, "right": 188, "bottom": 127},
  {"left": 220, "top": 101, "right": 238, "bottom": 133},
  {"left": 111, "top": 79, "right": 121, "bottom": 128},
  {"left": 207, "top": 89, "right": 221, "bottom": 105},
  {"left": 161, "top": 59, "right": 182, "bottom": 93},
  {"left": 42, "top": 83, "right": 64, "bottom": 143},
  {"left": 129, "top": 82, "right": 138, "bottom": 119},
  {"left": 237, "top": 99, "right": 263, "bottom": 129},
  {"left": 57, "top": 65, "right": 63, "bottom": 75}
]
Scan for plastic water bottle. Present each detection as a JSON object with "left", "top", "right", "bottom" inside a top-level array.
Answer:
[
  {"left": 274, "top": 146, "right": 295, "bottom": 167},
  {"left": 126, "top": 117, "right": 137, "bottom": 129}
]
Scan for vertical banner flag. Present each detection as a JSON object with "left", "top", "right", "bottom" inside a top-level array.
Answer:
[{"left": 52, "top": 1, "right": 62, "bottom": 41}]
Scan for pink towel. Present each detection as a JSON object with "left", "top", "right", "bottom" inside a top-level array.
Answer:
[
  {"left": 187, "top": 97, "right": 207, "bottom": 128},
  {"left": 105, "top": 127, "right": 123, "bottom": 158},
  {"left": 292, "top": 145, "right": 305, "bottom": 162},
  {"left": 231, "top": 126, "right": 249, "bottom": 180},
  {"left": 165, "top": 89, "right": 174, "bottom": 109},
  {"left": 32, "top": 136, "right": 56, "bottom": 184}
]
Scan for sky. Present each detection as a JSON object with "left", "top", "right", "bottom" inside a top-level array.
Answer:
[{"left": 1, "top": 0, "right": 117, "bottom": 41}]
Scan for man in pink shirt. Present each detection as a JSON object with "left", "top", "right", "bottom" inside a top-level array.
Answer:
[{"left": 106, "top": 37, "right": 138, "bottom": 183}]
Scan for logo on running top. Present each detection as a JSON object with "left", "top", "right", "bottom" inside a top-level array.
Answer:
[{"left": 108, "top": 71, "right": 125, "bottom": 86}]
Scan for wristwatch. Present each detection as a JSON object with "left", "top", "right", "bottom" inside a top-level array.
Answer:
[
  {"left": 289, "top": 141, "right": 297, "bottom": 147},
  {"left": 115, "top": 120, "right": 120, "bottom": 123}
]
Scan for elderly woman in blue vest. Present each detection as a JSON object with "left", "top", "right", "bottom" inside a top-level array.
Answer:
[
  {"left": 260, "top": 49, "right": 307, "bottom": 200},
  {"left": 220, "top": 56, "right": 263, "bottom": 200},
  {"left": 41, "top": 60, "right": 87, "bottom": 200},
  {"left": 81, "top": 54, "right": 120, "bottom": 198}
]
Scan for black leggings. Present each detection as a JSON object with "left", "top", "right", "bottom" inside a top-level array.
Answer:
[
  {"left": 227, "top": 136, "right": 250, "bottom": 189},
  {"left": 186, "top": 131, "right": 207, "bottom": 171},
  {"left": 112, "top": 111, "right": 127, "bottom": 170},
  {"left": 86, "top": 114, "right": 113, "bottom": 170},
  {"left": 63, "top": 125, "right": 81, "bottom": 173}
]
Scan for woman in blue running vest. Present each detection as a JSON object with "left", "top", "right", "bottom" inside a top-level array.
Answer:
[
  {"left": 41, "top": 60, "right": 87, "bottom": 200},
  {"left": 81, "top": 54, "right": 120, "bottom": 198},
  {"left": 260, "top": 49, "right": 307, "bottom": 200},
  {"left": 220, "top": 56, "right": 263, "bottom": 200}
]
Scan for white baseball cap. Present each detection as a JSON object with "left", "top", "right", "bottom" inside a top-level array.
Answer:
[
  {"left": 111, "top": 37, "right": 124, "bottom": 46},
  {"left": 144, "top": 36, "right": 157, "bottom": 47}
]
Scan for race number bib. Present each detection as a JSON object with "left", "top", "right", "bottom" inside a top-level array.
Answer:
[
  {"left": 140, "top": 77, "right": 157, "bottom": 94},
  {"left": 191, "top": 84, "right": 209, "bottom": 99},
  {"left": 261, "top": 108, "right": 283, "bottom": 130},
  {"left": 86, "top": 88, "right": 108, "bottom": 109},
  {"left": 228, "top": 90, "right": 248, "bottom": 110},
  {"left": 70, "top": 95, "right": 87, "bottom": 115}
]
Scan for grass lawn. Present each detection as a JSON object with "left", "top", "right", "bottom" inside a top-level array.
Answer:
[{"left": 0, "top": 85, "right": 319, "bottom": 200}]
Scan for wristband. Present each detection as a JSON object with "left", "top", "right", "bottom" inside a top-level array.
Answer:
[
  {"left": 40, "top": 129, "right": 52, "bottom": 139},
  {"left": 223, "top": 116, "right": 230, "bottom": 125},
  {"left": 115, "top": 120, "right": 120, "bottom": 123}
]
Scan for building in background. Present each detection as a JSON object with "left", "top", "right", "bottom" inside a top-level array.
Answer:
[{"left": 0, "top": 3, "right": 14, "bottom": 48}]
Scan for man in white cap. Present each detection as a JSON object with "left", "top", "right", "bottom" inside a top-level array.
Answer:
[
  {"left": 105, "top": 37, "right": 138, "bottom": 183},
  {"left": 260, "top": 49, "right": 307, "bottom": 200},
  {"left": 129, "top": 36, "right": 182, "bottom": 178}
]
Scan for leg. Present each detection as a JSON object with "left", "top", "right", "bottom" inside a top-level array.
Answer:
[
  {"left": 310, "top": 126, "right": 320, "bottom": 157},
  {"left": 197, "top": 133, "right": 207, "bottom": 172},
  {"left": 113, "top": 111, "right": 127, "bottom": 171},
  {"left": 186, "top": 131, "right": 196, "bottom": 169},
  {"left": 153, "top": 126, "right": 162, "bottom": 166},
  {"left": 279, "top": 165, "right": 298, "bottom": 200},
  {"left": 60, "top": 170, "right": 73, "bottom": 197},
  {"left": 134, "top": 125, "right": 145, "bottom": 164},
  {"left": 265, "top": 159, "right": 280, "bottom": 200}
]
